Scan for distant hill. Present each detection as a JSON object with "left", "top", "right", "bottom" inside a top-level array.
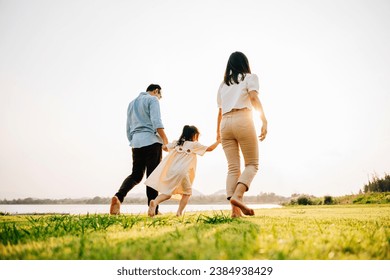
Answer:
[
  {"left": 192, "top": 189, "right": 205, "bottom": 197},
  {"left": 211, "top": 189, "right": 226, "bottom": 196}
]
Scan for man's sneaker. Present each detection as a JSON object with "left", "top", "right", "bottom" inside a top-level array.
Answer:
[{"left": 110, "top": 196, "right": 121, "bottom": 215}]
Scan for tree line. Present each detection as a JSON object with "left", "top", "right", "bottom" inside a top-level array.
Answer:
[
  {"left": 3, "top": 173, "right": 388, "bottom": 205},
  {"left": 364, "top": 173, "right": 390, "bottom": 193},
  {"left": 0, "top": 192, "right": 290, "bottom": 205}
]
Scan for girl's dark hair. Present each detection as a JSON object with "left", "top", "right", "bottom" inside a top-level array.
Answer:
[
  {"left": 223, "top": 51, "right": 251, "bottom": 86},
  {"left": 176, "top": 125, "right": 200, "bottom": 146},
  {"left": 146, "top": 84, "right": 161, "bottom": 92}
]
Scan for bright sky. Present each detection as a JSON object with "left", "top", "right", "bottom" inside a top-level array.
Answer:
[{"left": 1, "top": 0, "right": 389, "bottom": 200}]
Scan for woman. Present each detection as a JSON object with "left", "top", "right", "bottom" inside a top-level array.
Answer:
[{"left": 216, "top": 51, "right": 268, "bottom": 217}]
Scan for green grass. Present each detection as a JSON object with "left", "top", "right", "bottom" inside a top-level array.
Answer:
[{"left": 0, "top": 205, "right": 389, "bottom": 260}]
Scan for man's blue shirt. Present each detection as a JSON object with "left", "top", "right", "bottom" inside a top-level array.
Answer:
[{"left": 126, "top": 92, "right": 164, "bottom": 148}]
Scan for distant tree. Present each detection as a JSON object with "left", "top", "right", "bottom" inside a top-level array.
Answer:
[
  {"left": 364, "top": 173, "right": 390, "bottom": 193},
  {"left": 324, "top": 196, "right": 334, "bottom": 205},
  {"left": 297, "top": 196, "right": 312, "bottom": 205},
  {"left": 87, "top": 196, "right": 106, "bottom": 204}
]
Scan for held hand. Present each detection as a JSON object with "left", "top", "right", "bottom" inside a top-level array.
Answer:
[
  {"left": 162, "top": 144, "right": 168, "bottom": 152},
  {"left": 259, "top": 124, "right": 267, "bottom": 141}
]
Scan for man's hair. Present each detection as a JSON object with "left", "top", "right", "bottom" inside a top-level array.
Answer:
[{"left": 146, "top": 84, "right": 161, "bottom": 92}]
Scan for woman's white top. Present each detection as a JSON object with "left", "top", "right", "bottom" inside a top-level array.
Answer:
[{"left": 217, "top": 73, "right": 259, "bottom": 115}]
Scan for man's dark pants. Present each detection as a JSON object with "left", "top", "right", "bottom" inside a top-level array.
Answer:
[{"left": 115, "top": 143, "right": 162, "bottom": 213}]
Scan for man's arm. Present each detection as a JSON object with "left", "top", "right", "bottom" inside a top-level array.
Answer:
[
  {"left": 126, "top": 103, "right": 132, "bottom": 143},
  {"left": 149, "top": 98, "right": 169, "bottom": 150},
  {"left": 157, "top": 128, "right": 169, "bottom": 151}
]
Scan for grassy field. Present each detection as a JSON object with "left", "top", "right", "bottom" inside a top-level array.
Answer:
[{"left": 0, "top": 205, "right": 389, "bottom": 260}]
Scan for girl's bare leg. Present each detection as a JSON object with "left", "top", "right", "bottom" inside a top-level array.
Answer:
[
  {"left": 148, "top": 194, "right": 171, "bottom": 217},
  {"left": 230, "top": 183, "right": 255, "bottom": 216},
  {"left": 176, "top": 194, "right": 191, "bottom": 216}
]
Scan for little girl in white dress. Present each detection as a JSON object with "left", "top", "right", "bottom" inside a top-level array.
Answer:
[{"left": 145, "top": 125, "right": 220, "bottom": 217}]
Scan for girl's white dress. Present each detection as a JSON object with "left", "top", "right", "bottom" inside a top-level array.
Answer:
[{"left": 145, "top": 141, "right": 208, "bottom": 196}]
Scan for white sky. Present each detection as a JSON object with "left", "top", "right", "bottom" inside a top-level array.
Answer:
[{"left": 1, "top": 0, "right": 389, "bottom": 199}]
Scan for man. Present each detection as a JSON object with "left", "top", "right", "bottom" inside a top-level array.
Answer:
[{"left": 110, "top": 84, "right": 168, "bottom": 215}]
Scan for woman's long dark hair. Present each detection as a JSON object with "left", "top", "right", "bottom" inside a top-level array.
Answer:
[
  {"left": 176, "top": 125, "right": 200, "bottom": 146},
  {"left": 224, "top": 51, "right": 251, "bottom": 86}
]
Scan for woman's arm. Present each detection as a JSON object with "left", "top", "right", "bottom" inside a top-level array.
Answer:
[
  {"left": 249, "top": 91, "right": 268, "bottom": 141},
  {"left": 216, "top": 108, "right": 222, "bottom": 142}
]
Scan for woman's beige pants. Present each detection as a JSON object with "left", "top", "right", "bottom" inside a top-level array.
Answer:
[{"left": 220, "top": 109, "right": 259, "bottom": 199}]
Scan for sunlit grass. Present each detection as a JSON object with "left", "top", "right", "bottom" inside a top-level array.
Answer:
[{"left": 0, "top": 205, "right": 389, "bottom": 260}]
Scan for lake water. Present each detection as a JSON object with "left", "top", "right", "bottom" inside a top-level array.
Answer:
[{"left": 0, "top": 204, "right": 281, "bottom": 215}]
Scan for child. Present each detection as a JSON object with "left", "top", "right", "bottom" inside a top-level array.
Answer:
[{"left": 145, "top": 125, "right": 220, "bottom": 217}]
